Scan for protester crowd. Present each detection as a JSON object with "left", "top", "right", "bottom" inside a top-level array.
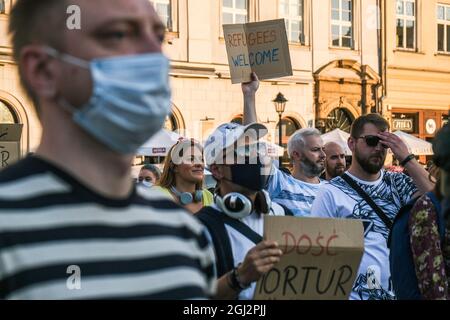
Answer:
[{"left": 0, "top": 0, "right": 449, "bottom": 301}]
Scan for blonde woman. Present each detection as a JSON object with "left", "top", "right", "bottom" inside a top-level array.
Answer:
[{"left": 156, "top": 139, "right": 214, "bottom": 214}]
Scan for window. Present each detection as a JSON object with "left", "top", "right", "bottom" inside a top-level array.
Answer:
[
  {"left": 331, "top": 0, "right": 353, "bottom": 48},
  {"left": 0, "top": 101, "right": 17, "bottom": 124},
  {"left": 325, "top": 108, "right": 353, "bottom": 133},
  {"left": 396, "top": 0, "right": 416, "bottom": 49},
  {"left": 150, "top": 0, "right": 172, "bottom": 30},
  {"left": 0, "top": 0, "right": 12, "bottom": 15},
  {"left": 222, "top": 0, "right": 248, "bottom": 25},
  {"left": 276, "top": 117, "right": 301, "bottom": 166},
  {"left": 280, "top": 0, "right": 304, "bottom": 44},
  {"left": 437, "top": 4, "right": 450, "bottom": 53},
  {"left": 164, "top": 114, "right": 178, "bottom": 131}
]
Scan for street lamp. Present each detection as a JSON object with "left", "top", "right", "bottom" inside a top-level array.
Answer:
[{"left": 273, "top": 92, "right": 288, "bottom": 168}]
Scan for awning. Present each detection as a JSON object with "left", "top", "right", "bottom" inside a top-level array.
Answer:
[
  {"left": 136, "top": 129, "right": 183, "bottom": 156},
  {"left": 393, "top": 131, "right": 433, "bottom": 155},
  {"left": 321, "top": 128, "right": 352, "bottom": 156}
]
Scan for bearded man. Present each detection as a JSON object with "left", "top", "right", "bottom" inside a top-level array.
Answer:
[
  {"left": 241, "top": 73, "right": 326, "bottom": 217},
  {"left": 311, "top": 113, "right": 433, "bottom": 300}
]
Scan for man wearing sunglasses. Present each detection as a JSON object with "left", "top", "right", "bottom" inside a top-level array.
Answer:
[{"left": 311, "top": 113, "right": 434, "bottom": 300}]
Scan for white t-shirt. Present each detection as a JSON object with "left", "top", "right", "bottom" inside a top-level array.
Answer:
[
  {"left": 267, "top": 166, "right": 325, "bottom": 217},
  {"left": 206, "top": 203, "right": 285, "bottom": 300},
  {"left": 310, "top": 170, "right": 418, "bottom": 300}
]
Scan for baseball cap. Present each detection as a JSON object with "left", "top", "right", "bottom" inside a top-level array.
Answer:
[{"left": 204, "top": 122, "right": 268, "bottom": 166}]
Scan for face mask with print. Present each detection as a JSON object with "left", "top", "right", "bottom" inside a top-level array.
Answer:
[{"left": 45, "top": 47, "right": 172, "bottom": 155}]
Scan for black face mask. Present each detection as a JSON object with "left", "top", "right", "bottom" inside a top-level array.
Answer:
[{"left": 228, "top": 161, "right": 270, "bottom": 192}]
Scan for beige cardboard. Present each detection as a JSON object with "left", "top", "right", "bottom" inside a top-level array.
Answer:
[
  {"left": 0, "top": 124, "right": 23, "bottom": 168},
  {"left": 254, "top": 216, "right": 364, "bottom": 300},
  {"left": 0, "top": 124, "right": 23, "bottom": 142},
  {"left": 0, "top": 141, "right": 20, "bottom": 168},
  {"left": 223, "top": 19, "right": 293, "bottom": 84}
]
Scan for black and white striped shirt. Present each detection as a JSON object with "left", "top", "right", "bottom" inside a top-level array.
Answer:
[{"left": 0, "top": 156, "right": 216, "bottom": 299}]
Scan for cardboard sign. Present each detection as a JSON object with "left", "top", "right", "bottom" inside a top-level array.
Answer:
[
  {"left": 254, "top": 216, "right": 364, "bottom": 300},
  {"left": 0, "top": 142, "right": 20, "bottom": 168},
  {"left": 0, "top": 124, "right": 23, "bottom": 168},
  {"left": 0, "top": 124, "right": 23, "bottom": 141},
  {"left": 223, "top": 19, "right": 293, "bottom": 84}
]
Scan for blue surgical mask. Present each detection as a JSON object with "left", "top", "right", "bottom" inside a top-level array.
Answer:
[
  {"left": 45, "top": 47, "right": 172, "bottom": 154},
  {"left": 138, "top": 180, "right": 154, "bottom": 188}
]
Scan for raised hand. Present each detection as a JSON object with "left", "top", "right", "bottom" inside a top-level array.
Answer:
[
  {"left": 241, "top": 72, "right": 260, "bottom": 96},
  {"left": 377, "top": 132, "right": 410, "bottom": 162}
]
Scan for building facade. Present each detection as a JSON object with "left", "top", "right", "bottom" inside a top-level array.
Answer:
[
  {"left": 164, "top": 0, "right": 381, "bottom": 164},
  {"left": 312, "top": 0, "right": 381, "bottom": 133},
  {"left": 381, "top": 0, "right": 450, "bottom": 162},
  {"left": 0, "top": 0, "right": 40, "bottom": 161},
  {"left": 0, "top": 0, "right": 447, "bottom": 166}
]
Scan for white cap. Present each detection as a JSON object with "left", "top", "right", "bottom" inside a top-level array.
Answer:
[{"left": 204, "top": 122, "right": 268, "bottom": 166}]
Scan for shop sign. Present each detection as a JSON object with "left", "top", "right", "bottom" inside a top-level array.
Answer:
[
  {"left": 425, "top": 119, "right": 437, "bottom": 135},
  {"left": 152, "top": 148, "right": 166, "bottom": 154},
  {"left": 393, "top": 119, "right": 414, "bottom": 132}
]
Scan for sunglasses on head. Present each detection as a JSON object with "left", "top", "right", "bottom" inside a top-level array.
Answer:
[{"left": 357, "top": 135, "right": 388, "bottom": 148}]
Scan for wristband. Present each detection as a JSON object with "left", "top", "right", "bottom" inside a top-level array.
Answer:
[
  {"left": 231, "top": 264, "right": 251, "bottom": 290},
  {"left": 400, "top": 154, "right": 415, "bottom": 167},
  {"left": 226, "top": 270, "right": 241, "bottom": 292}
]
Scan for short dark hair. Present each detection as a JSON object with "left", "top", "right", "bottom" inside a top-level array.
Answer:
[
  {"left": 9, "top": 0, "right": 68, "bottom": 112},
  {"left": 433, "top": 123, "right": 450, "bottom": 172},
  {"left": 350, "top": 113, "right": 390, "bottom": 138}
]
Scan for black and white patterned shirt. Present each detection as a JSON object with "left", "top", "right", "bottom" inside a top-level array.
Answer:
[
  {"left": 311, "top": 170, "right": 417, "bottom": 300},
  {"left": 0, "top": 156, "right": 216, "bottom": 299}
]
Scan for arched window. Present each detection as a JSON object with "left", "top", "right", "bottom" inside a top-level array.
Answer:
[
  {"left": 164, "top": 113, "right": 178, "bottom": 131},
  {"left": 0, "top": 0, "right": 5, "bottom": 14},
  {"left": 276, "top": 117, "right": 301, "bottom": 166},
  {"left": 325, "top": 108, "right": 353, "bottom": 133},
  {"left": 0, "top": 101, "right": 18, "bottom": 124},
  {"left": 164, "top": 103, "right": 185, "bottom": 132}
]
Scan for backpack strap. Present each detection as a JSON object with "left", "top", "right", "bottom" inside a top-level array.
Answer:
[
  {"left": 197, "top": 203, "right": 291, "bottom": 276},
  {"left": 276, "top": 203, "right": 294, "bottom": 216},
  {"left": 196, "top": 207, "right": 235, "bottom": 277},
  {"left": 387, "top": 195, "right": 419, "bottom": 248},
  {"left": 342, "top": 173, "right": 393, "bottom": 230},
  {"left": 196, "top": 207, "right": 264, "bottom": 277},
  {"left": 426, "top": 191, "right": 445, "bottom": 239},
  {"left": 218, "top": 212, "right": 263, "bottom": 245}
]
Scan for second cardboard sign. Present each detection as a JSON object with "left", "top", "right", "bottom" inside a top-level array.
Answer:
[{"left": 254, "top": 215, "right": 364, "bottom": 300}]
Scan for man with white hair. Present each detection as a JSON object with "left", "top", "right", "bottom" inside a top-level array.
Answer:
[{"left": 242, "top": 73, "right": 325, "bottom": 216}]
